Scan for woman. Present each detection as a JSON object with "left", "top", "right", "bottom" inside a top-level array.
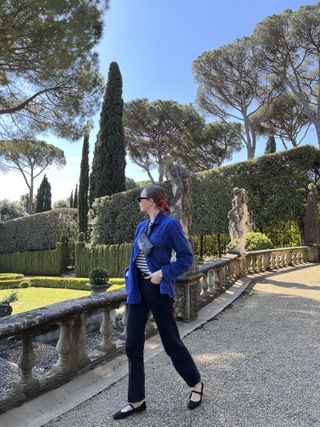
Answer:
[{"left": 113, "top": 185, "right": 203, "bottom": 420}]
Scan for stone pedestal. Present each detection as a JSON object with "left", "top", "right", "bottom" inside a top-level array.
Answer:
[
  {"left": 86, "top": 282, "right": 111, "bottom": 295},
  {"left": 174, "top": 271, "right": 203, "bottom": 322}
]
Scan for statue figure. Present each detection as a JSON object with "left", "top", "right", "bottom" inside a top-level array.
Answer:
[
  {"left": 226, "top": 187, "right": 252, "bottom": 255},
  {"left": 304, "top": 183, "right": 320, "bottom": 245},
  {"left": 168, "top": 163, "right": 193, "bottom": 244}
]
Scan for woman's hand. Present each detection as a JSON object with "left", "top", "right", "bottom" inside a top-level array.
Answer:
[{"left": 145, "top": 269, "right": 163, "bottom": 285}]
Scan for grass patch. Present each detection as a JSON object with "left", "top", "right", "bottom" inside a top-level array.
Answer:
[{"left": 0, "top": 284, "right": 125, "bottom": 315}]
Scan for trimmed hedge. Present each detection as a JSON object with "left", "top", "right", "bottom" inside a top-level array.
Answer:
[
  {"left": 0, "top": 276, "right": 125, "bottom": 291},
  {"left": 90, "top": 183, "right": 172, "bottom": 245},
  {"left": 90, "top": 145, "right": 320, "bottom": 244},
  {"left": 0, "top": 208, "right": 78, "bottom": 254},
  {"left": 0, "top": 279, "right": 22, "bottom": 289},
  {"left": 75, "top": 240, "right": 132, "bottom": 278},
  {"left": 0, "top": 273, "right": 24, "bottom": 280},
  {"left": 0, "top": 243, "right": 68, "bottom": 276}
]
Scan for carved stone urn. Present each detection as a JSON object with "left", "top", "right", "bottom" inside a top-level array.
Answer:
[{"left": 87, "top": 267, "right": 111, "bottom": 295}]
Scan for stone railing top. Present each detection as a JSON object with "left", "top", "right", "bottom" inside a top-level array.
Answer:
[
  {"left": 0, "top": 289, "right": 127, "bottom": 340},
  {"left": 198, "top": 254, "right": 239, "bottom": 274},
  {"left": 247, "top": 246, "right": 310, "bottom": 256}
]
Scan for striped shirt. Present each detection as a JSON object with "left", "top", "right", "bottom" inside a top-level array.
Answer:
[{"left": 136, "top": 221, "right": 152, "bottom": 274}]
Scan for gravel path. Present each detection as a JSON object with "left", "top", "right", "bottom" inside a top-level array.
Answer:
[{"left": 43, "top": 264, "right": 320, "bottom": 427}]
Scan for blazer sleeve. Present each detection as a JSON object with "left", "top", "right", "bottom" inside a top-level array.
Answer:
[{"left": 161, "top": 219, "right": 194, "bottom": 281}]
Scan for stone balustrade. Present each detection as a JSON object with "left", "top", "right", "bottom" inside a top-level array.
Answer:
[
  {"left": 0, "top": 289, "right": 127, "bottom": 414},
  {"left": 245, "top": 246, "right": 317, "bottom": 274},
  {"left": 0, "top": 244, "right": 318, "bottom": 413}
]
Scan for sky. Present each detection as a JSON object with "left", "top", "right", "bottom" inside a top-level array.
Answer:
[{"left": 0, "top": 0, "right": 318, "bottom": 203}]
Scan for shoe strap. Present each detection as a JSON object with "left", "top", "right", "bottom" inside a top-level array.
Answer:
[
  {"left": 191, "top": 389, "right": 203, "bottom": 395},
  {"left": 128, "top": 403, "right": 135, "bottom": 410}
]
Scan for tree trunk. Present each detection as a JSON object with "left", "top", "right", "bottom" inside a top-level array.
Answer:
[
  {"left": 246, "top": 145, "right": 255, "bottom": 159},
  {"left": 315, "top": 123, "right": 320, "bottom": 149},
  {"left": 28, "top": 170, "right": 34, "bottom": 214},
  {"left": 158, "top": 161, "right": 164, "bottom": 183},
  {"left": 200, "top": 235, "right": 203, "bottom": 258},
  {"left": 145, "top": 167, "right": 155, "bottom": 183}
]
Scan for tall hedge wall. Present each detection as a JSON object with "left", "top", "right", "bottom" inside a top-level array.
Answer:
[
  {"left": 75, "top": 240, "right": 133, "bottom": 278},
  {"left": 0, "top": 243, "right": 67, "bottom": 276},
  {"left": 0, "top": 208, "right": 78, "bottom": 254},
  {"left": 90, "top": 182, "right": 172, "bottom": 244},
  {"left": 91, "top": 145, "right": 320, "bottom": 244}
]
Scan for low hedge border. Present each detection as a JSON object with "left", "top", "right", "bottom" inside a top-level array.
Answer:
[
  {"left": 0, "top": 274, "right": 24, "bottom": 281},
  {"left": 0, "top": 277, "right": 125, "bottom": 291},
  {"left": 0, "top": 279, "right": 22, "bottom": 289}
]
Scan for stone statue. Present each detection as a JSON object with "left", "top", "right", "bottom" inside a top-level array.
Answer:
[
  {"left": 304, "top": 183, "right": 320, "bottom": 245},
  {"left": 168, "top": 163, "right": 193, "bottom": 245},
  {"left": 226, "top": 187, "right": 252, "bottom": 255}
]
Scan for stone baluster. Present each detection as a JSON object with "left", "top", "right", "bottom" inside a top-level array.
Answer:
[
  {"left": 225, "top": 264, "right": 232, "bottom": 287},
  {"left": 259, "top": 254, "right": 266, "bottom": 272},
  {"left": 219, "top": 265, "right": 225, "bottom": 289},
  {"left": 254, "top": 255, "right": 261, "bottom": 273},
  {"left": 17, "top": 333, "right": 39, "bottom": 391},
  {"left": 119, "top": 304, "right": 128, "bottom": 340},
  {"left": 99, "top": 307, "right": 116, "bottom": 353},
  {"left": 273, "top": 252, "right": 279, "bottom": 269},
  {"left": 283, "top": 251, "right": 288, "bottom": 267},
  {"left": 200, "top": 274, "right": 209, "bottom": 300},
  {"left": 247, "top": 255, "right": 254, "bottom": 274},
  {"left": 145, "top": 312, "right": 157, "bottom": 336},
  {"left": 76, "top": 312, "right": 90, "bottom": 366},
  {"left": 174, "top": 285, "right": 185, "bottom": 319},
  {"left": 207, "top": 270, "right": 215, "bottom": 294},
  {"left": 56, "top": 312, "right": 90, "bottom": 373},
  {"left": 55, "top": 319, "right": 73, "bottom": 373},
  {"left": 263, "top": 253, "right": 270, "bottom": 271},
  {"left": 278, "top": 253, "right": 284, "bottom": 268},
  {"left": 213, "top": 269, "right": 220, "bottom": 295},
  {"left": 209, "top": 271, "right": 215, "bottom": 294}
]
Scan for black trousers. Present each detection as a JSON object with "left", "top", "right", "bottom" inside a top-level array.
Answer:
[{"left": 125, "top": 275, "right": 201, "bottom": 402}]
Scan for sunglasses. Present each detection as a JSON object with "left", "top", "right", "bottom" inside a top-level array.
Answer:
[{"left": 137, "top": 197, "right": 149, "bottom": 203}]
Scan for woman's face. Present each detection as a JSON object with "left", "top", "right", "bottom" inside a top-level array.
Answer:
[{"left": 138, "top": 189, "right": 152, "bottom": 213}]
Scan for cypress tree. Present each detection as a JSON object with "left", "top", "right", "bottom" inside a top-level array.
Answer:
[
  {"left": 35, "top": 175, "right": 52, "bottom": 212},
  {"left": 89, "top": 61, "right": 126, "bottom": 202},
  {"left": 78, "top": 130, "right": 90, "bottom": 236},
  {"left": 70, "top": 190, "right": 74, "bottom": 208},
  {"left": 74, "top": 184, "right": 78, "bottom": 208},
  {"left": 89, "top": 134, "right": 100, "bottom": 206},
  {"left": 265, "top": 135, "right": 276, "bottom": 154}
]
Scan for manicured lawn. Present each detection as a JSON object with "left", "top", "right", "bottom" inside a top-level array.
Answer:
[{"left": 0, "top": 284, "right": 124, "bottom": 315}]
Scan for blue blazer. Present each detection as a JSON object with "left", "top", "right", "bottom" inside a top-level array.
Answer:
[{"left": 125, "top": 211, "right": 194, "bottom": 304}]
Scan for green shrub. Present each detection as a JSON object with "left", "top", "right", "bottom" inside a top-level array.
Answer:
[
  {"left": 246, "top": 232, "right": 274, "bottom": 251},
  {"left": 0, "top": 291, "right": 18, "bottom": 304},
  {"left": 89, "top": 267, "right": 110, "bottom": 285},
  {"left": 19, "top": 281, "right": 30, "bottom": 288}
]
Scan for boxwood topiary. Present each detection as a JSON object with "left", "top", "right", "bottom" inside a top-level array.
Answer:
[{"left": 89, "top": 267, "right": 110, "bottom": 285}]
